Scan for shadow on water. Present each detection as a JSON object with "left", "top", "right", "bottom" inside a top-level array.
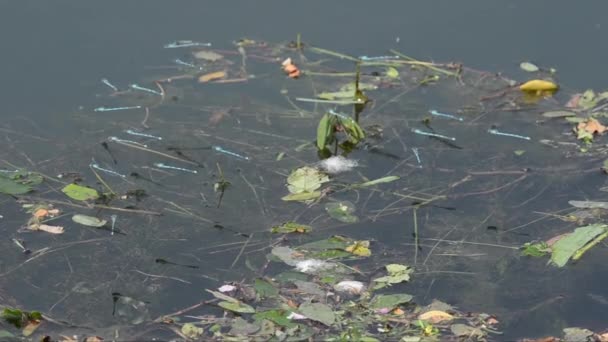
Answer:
[{"left": 1, "top": 1, "right": 608, "bottom": 340}]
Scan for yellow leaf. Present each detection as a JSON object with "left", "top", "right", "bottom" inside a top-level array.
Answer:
[
  {"left": 198, "top": 71, "right": 227, "bottom": 83},
  {"left": 519, "top": 79, "right": 558, "bottom": 92},
  {"left": 345, "top": 240, "right": 371, "bottom": 257},
  {"left": 418, "top": 310, "right": 454, "bottom": 323}
]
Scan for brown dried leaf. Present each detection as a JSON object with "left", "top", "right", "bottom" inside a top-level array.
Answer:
[{"left": 198, "top": 71, "right": 227, "bottom": 83}]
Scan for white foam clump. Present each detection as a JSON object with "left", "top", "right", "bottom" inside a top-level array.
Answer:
[
  {"left": 295, "top": 259, "right": 335, "bottom": 273},
  {"left": 317, "top": 156, "right": 358, "bottom": 174}
]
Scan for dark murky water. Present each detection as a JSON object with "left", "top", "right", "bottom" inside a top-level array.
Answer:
[{"left": 1, "top": 2, "right": 608, "bottom": 340}]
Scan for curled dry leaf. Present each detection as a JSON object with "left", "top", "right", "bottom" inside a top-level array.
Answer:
[{"left": 281, "top": 58, "right": 300, "bottom": 78}]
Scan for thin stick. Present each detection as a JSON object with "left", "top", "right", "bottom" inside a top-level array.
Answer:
[
  {"left": 110, "top": 139, "right": 198, "bottom": 165},
  {"left": 89, "top": 165, "right": 116, "bottom": 195},
  {"left": 153, "top": 299, "right": 218, "bottom": 323},
  {"left": 413, "top": 208, "right": 419, "bottom": 264},
  {"left": 230, "top": 233, "right": 253, "bottom": 269},
  {"left": 240, "top": 172, "right": 266, "bottom": 215},
  {"left": 133, "top": 269, "right": 191, "bottom": 284},
  {"left": 20, "top": 196, "right": 162, "bottom": 216}
]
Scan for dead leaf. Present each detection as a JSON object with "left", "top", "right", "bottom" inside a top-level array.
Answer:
[
  {"left": 198, "top": 71, "right": 227, "bottom": 83},
  {"left": 33, "top": 224, "right": 65, "bottom": 234},
  {"left": 578, "top": 118, "right": 607, "bottom": 135},
  {"left": 418, "top": 310, "right": 454, "bottom": 323},
  {"left": 193, "top": 50, "right": 224, "bottom": 62}
]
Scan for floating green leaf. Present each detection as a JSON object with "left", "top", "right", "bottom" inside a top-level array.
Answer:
[
  {"left": 372, "top": 264, "right": 412, "bottom": 290},
  {"left": 61, "top": 183, "right": 99, "bottom": 201},
  {"left": 325, "top": 201, "right": 358, "bottom": 223},
  {"left": 181, "top": 323, "right": 204, "bottom": 339},
  {"left": 271, "top": 222, "right": 311, "bottom": 234},
  {"left": 0, "top": 176, "right": 31, "bottom": 195},
  {"left": 299, "top": 235, "right": 350, "bottom": 251},
  {"left": 72, "top": 214, "right": 107, "bottom": 227},
  {"left": 254, "top": 278, "right": 278, "bottom": 298},
  {"left": 218, "top": 300, "right": 256, "bottom": 314},
  {"left": 282, "top": 191, "right": 322, "bottom": 202},
  {"left": 299, "top": 302, "right": 335, "bottom": 326},
  {"left": 550, "top": 224, "right": 608, "bottom": 267},
  {"left": 253, "top": 309, "right": 295, "bottom": 328},
  {"left": 370, "top": 293, "right": 413, "bottom": 310},
  {"left": 521, "top": 242, "right": 551, "bottom": 257},
  {"left": 287, "top": 167, "right": 329, "bottom": 194}
]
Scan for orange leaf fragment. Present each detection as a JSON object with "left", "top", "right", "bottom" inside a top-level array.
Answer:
[
  {"left": 34, "top": 208, "right": 49, "bottom": 219},
  {"left": 578, "top": 118, "right": 607, "bottom": 135},
  {"left": 198, "top": 70, "right": 227, "bottom": 83},
  {"left": 392, "top": 308, "right": 405, "bottom": 315},
  {"left": 281, "top": 58, "right": 300, "bottom": 79},
  {"left": 418, "top": 310, "right": 454, "bottom": 323}
]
